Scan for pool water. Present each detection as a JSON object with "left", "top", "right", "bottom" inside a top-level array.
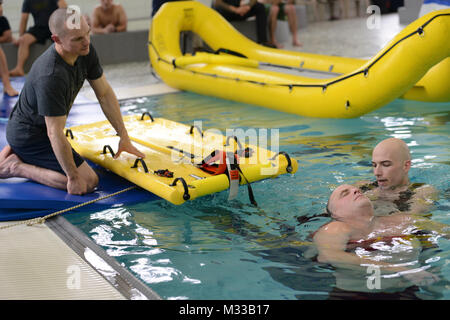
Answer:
[{"left": 65, "top": 92, "right": 450, "bottom": 300}]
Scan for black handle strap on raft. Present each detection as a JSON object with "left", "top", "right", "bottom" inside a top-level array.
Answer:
[
  {"left": 214, "top": 48, "right": 248, "bottom": 59},
  {"left": 102, "top": 145, "right": 116, "bottom": 158},
  {"left": 270, "top": 151, "right": 293, "bottom": 173},
  {"left": 200, "top": 150, "right": 218, "bottom": 166},
  {"left": 131, "top": 158, "right": 149, "bottom": 173},
  {"left": 238, "top": 147, "right": 253, "bottom": 158},
  {"left": 189, "top": 125, "right": 203, "bottom": 137},
  {"left": 65, "top": 129, "right": 74, "bottom": 140},
  {"left": 236, "top": 166, "right": 258, "bottom": 207},
  {"left": 170, "top": 177, "right": 190, "bottom": 201},
  {"left": 140, "top": 112, "right": 155, "bottom": 122},
  {"left": 225, "top": 136, "right": 243, "bottom": 152},
  {"left": 167, "top": 146, "right": 196, "bottom": 160}
]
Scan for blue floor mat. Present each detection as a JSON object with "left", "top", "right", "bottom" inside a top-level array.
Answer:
[{"left": 0, "top": 78, "right": 158, "bottom": 221}]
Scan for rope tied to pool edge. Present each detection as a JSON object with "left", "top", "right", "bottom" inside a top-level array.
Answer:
[{"left": 0, "top": 185, "right": 137, "bottom": 231}]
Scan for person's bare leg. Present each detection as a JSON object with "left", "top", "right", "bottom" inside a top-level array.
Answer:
[
  {"left": 9, "top": 33, "right": 37, "bottom": 77},
  {"left": 0, "top": 153, "right": 67, "bottom": 189},
  {"left": 0, "top": 49, "right": 18, "bottom": 96},
  {"left": 269, "top": 5, "right": 283, "bottom": 48},
  {"left": 286, "top": 4, "right": 302, "bottom": 47},
  {"left": 0, "top": 153, "right": 98, "bottom": 193}
]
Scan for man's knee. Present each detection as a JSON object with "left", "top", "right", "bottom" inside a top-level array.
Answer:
[
  {"left": 286, "top": 4, "right": 295, "bottom": 13},
  {"left": 19, "top": 33, "right": 36, "bottom": 46},
  {"left": 254, "top": 2, "right": 266, "bottom": 13},
  {"left": 270, "top": 5, "right": 280, "bottom": 15}
]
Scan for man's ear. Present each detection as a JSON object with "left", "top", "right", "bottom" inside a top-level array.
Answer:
[
  {"left": 51, "top": 34, "right": 61, "bottom": 44},
  {"left": 404, "top": 160, "right": 411, "bottom": 172}
]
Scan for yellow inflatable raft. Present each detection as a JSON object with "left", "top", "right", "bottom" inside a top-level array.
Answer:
[
  {"left": 149, "top": 1, "right": 450, "bottom": 118},
  {"left": 66, "top": 113, "right": 297, "bottom": 205}
]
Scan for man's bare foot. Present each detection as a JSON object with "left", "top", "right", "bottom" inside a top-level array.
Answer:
[
  {"left": 9, "top": 68, "right": 25, "bottom": 77},
  {"left": 293, "top": 39, "right": 302, "bottom": 47},
  {"left": 3, "top": 86, "right": 19, "bottom": 97},
  {"left": 0, "top": 153, "right": 22, "bottom": 179},
  {"left": 271, "top": 40, "right": 283, "bottom": 49},
  {"left": 0, "top": 145, "right": 13, "bottom": 163}
]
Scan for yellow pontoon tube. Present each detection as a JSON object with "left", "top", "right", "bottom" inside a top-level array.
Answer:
[{"left": 149, "top": 1, "right": 450, "bottom": 118}]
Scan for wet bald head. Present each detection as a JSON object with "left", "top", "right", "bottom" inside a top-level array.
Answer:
[
  {"left": 372, "top": 138, "right": 411, "bottom": 189},
  {"left": 373, "top": 138, "right": 411, "bottom": 162}
]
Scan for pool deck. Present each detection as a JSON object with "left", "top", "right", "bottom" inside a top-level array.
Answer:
[{"left": 1, "top": 12, "right": 407, "bottom": 300}]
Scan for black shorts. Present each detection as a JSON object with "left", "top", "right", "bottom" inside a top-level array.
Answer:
[
  {"left": 26, "top": 26, "right": 52, "bottom": 44},
  {"left": 10, "top": 142, "right": 85, "bottom": 176}
]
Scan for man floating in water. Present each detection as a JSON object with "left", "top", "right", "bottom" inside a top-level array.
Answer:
[
  {"left": 314, "top": 184, "right": 448, "bottom": 290},
  {"left": 356, "top": 138, "right": 438, "bottom": 216}
]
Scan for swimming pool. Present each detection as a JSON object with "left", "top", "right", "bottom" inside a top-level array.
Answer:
[{"left": 65, "top": 92, "right": 450, "bottom": 300}]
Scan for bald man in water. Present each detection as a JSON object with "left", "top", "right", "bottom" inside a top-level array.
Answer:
[
  {"left": 355, "top": 138, "right": 438, "bottom": 216},
  {"left": 0, "top": 8, "right": 144, "bottom": 195},
  {"left": 315, "top": 184, "right": 446, "bottom": 289}
]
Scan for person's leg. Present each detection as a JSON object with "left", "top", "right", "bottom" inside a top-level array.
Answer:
[
  {"left": 9, "top": 33, "right": 37, "bottom": 77},
  {"left": 268, "top": 3, "right": 282, "bottom": 48},
  {"left": 245, "top": 2, "right": 268, "bottom": 44},
  {"left": 341, "top": 0, "right": 349, "bottom": 19},
  {"left": 0, "top": 145, "right": 98, "bottom": 193},
  {"left": 0, "top": 152, "right": 68, "bottom": 189},
  {"left": 328, "top": 0, "right": 339, "bottom": 20},
  {"left": 309, "top": 0, "right": 320, "bottom": 21},
  {"left": 0, "top": 48, "right": 18, "bottom": 96},
  {"left": 285, "top": 2, "right": 302, "bottom": 47}
]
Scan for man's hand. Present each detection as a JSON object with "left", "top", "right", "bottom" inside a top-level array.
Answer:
[
  {"left": 105, "top": 23, "right": 116, "bottom": 33},
  {"left": 114, "top": 137, "right": 146, "bottom": 159},
  {"left": 67, "top": 174, "right": 89, "bottom": 195},
  {"left": 235, "top": 5, "right": 251, "bottom": 16}
]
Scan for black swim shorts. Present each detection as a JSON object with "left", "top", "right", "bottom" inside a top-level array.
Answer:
[
  {"left": 10, "top": 142, "right": 85, "bottom": 176},
  {"left": 26, "top": 26, "right": 52, "bottom": 44}
]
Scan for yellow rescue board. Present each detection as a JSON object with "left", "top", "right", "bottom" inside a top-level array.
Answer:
[{"left": 66, "top": 114, "right": 297, "bottom": 205}]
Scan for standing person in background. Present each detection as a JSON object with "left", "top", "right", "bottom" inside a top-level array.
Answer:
[
  {"left": 267, "top": 0, "right": 302, "bottom": 48},
  {"left": 92, "top": 0, "right": 127, "bottom": 34},
  {"left": 9, "top": 0, "right": 67, "bottom": 77},
  {"left": 0, "top": 0, "right": 18, "bottom": 96}
]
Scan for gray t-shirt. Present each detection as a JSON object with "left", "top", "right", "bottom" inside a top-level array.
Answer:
[{"left": 7, "top": 43, "right": 103, "bottom": 147}]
